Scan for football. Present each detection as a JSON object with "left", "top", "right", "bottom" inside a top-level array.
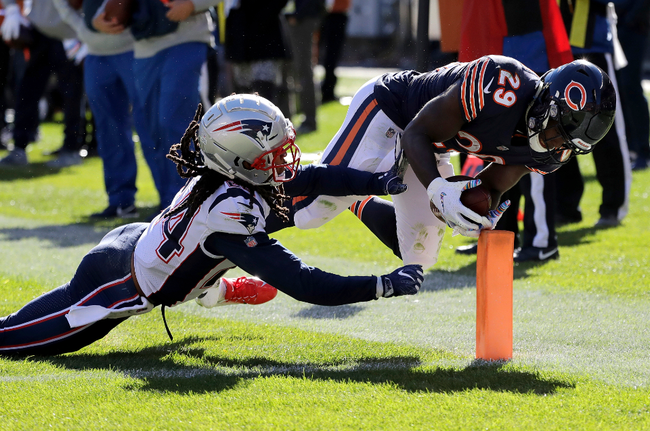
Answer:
[
  {"left": 103, "top": 0, "right": 135, "bottom": 26},
  {"left": 430, "top": 175, "right": 492, "bottom": 223}
]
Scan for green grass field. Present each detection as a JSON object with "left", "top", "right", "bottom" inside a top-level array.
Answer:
[{"left": 1, "top": 77, "right": 649, "bottom": 430}]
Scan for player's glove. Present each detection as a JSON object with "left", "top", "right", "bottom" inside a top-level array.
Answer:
[
  {"left": 373, "top": 137, "right": 409, "bottom": 195},
  {"left": 484, "top": 200, "right": 511, "bottom": 229},
  {"left": 451, "top": 200, "right": 511, "bottom": 237},
  {"left": 427, "top": 177, "right": 490, "bottom": 231},
  {"left": 380, "top": 264, "right": 424, "bottom": 297},
  {"left": 375, "top": 163, "right": 408, "bottom": 195},
  {"left": 451, "top": 225, "right": 480, "bottom": 238},
  {"left": 1, "top": 5, "right": 28, "bottom": 41},
  {"left": 394, "top": 133, "right": 409, "bottom": 179}
]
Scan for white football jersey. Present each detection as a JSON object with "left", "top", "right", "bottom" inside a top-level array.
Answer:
[{"left": 133, "top": 178, "right": 270, "bottom": 306}]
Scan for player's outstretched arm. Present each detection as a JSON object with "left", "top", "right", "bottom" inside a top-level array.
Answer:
[
  {"left": 205, "top": 231, "right": 423, "bottom": 306},
  {"left": 285, "top": 163, "right": 407, "bottom": 198}
]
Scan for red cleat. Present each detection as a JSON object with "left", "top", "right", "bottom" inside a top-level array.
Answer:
[{"left": 222, "top": 277, "right": 278, "bottom": 305}]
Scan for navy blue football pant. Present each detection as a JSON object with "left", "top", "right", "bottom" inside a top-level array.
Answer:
[{"left": 0, "top": 224, "right": 148, "bottom": 356}]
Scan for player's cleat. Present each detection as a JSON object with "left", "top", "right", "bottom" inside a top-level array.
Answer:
[
  {"left": 222, "top": 277, "right": 278, "bottom": 304},
  {"left": 513, "top": 246, "right": 559, "bottom": 263},
  {"left": 90, "top": 204, "right": 139, "bottom": 220},
  {"left": 196, "top": 277, "right": 278, "bottom": 307}
]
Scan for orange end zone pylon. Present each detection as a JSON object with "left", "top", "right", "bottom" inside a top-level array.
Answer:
[{"left": 476, "top": 230, "right": 514, "bottom": 361}]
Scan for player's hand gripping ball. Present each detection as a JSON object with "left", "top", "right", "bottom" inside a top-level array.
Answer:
[{"left": 429, "top": 175, "right": 492, "bottom": 224}]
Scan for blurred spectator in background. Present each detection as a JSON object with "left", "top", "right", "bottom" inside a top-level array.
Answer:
[
  {"left": 555, "top": 0, "right": 632, "bottom": 228},
  {"left": 0, "top": 0, "right": 85, "bottom": 167},
  {"left": 430, "top": 0, "right": 462, "bottom": 68},
  {"left": 53, "top": 0, "right": 157, "bottom": 219},
  {"left": 0, "top": 25, "right": 12, "bottom": 149},
  {"left": 225, "top": 0, "right": 291, "bottom": 107},
  {"left": 286, "top": 0, "right": 325, "bottom": 134},
  {"left": 200, "top": 6, "right": 225, "bottom": 107},
  {"left": 455, "top": 0, "right": 573, "bottom": 262},
  {"left": 318, "top": 0, "right": 350, "bottom": 103},
  {"left": 126, "top": 0, "right": 220, "bottom": 212},
  {"left": 614, "top": 0, "right": 650, "bottom": 171}
]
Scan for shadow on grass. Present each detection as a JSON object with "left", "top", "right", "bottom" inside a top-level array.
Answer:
[
  {"left": 0, "top": 223, "right": 107, "bottom": 247},
  {"left": 28, "top": 335, "right": 573, "bottom": 396},
  {"left": 293, "top": 304, "right": 365, "bottom": 319},
  {"left": 421, "top": 267, "right": 478, "bottom": 292},
  {"left": 557, "top": 225, "right": 603, "bottom": 248},
  {"left": 0, "top": 206, "right": 161, "bottom": 248},
  {"left": 0, "top": 162, "right": 62, "bottom": 181}
]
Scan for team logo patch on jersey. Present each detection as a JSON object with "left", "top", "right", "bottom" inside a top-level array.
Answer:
[
  {"left": 386, "top": 128, "right": 396, "bottom": 138},
  {"left": 564, "top": 81, "right": 587, "bottom": 111},
  {"left": 222, "top": 212, "right": 259, "bottom": 234},
  {"left": 213, "top": 119, "right": 277, "bottom": 145}
]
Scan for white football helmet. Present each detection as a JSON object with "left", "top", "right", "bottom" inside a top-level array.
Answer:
[{"left": 198, "top": 94, "right": 300, "bottom": 186}]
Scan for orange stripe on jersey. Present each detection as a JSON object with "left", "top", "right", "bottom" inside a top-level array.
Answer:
[
  {"left": 461, "top": 67, "right": 472, "bottom": 122},
  {"left": 477, "top": 59, "right": 489, "bottom": 111},
  {"left": 330, "top": 99, "right": 379, "bottom": 166},
  {"left": 469, "top": 63, "right": 478, "bottom": 120}
]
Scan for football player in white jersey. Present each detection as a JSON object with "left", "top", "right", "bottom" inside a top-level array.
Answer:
[{"left": 0, "top": 94, "right": 424, "bottom": 356}]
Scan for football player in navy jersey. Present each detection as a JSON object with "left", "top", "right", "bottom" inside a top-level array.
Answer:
[
  {"left": 0, "top": 94, "right": 424, "bottom": 357},
  {"left": 292, "top": 55, "right": 616, "bottom": 269}
]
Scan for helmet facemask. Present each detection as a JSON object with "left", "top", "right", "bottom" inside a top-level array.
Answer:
[
  {"left": 527, "top": 89, "right": 573, "bottom": 165},
  {"left": 249, "top": 123, "right": 301, "bottom": 184}
]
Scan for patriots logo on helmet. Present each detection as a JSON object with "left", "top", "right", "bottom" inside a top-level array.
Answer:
[
  {"left": 213, "top": 120, "right": 278, "bottom": 147},
  {"left": 222, "top": 212, "right": 259, "bottom": 234}
]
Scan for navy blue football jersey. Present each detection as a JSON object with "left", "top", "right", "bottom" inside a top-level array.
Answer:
[{"left": 374, "top": 55, "right": 562, "bottom": 174}]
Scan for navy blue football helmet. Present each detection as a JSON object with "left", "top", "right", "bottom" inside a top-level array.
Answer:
[{"left": 526, "top": 60, "right": 616, "bottom": 164}]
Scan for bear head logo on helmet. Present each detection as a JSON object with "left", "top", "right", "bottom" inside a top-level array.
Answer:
[{"left": 526, "top": 59, "right": 616, "bottom": 165}]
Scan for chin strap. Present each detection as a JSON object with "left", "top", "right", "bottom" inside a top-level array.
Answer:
[{"left": 161, "top": 305, "right": 174, "bottom": 342}]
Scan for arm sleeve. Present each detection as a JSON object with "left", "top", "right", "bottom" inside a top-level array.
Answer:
[
  {"left": 284, "top": 164, "right": 389, "bottom": 197},
  {"left": 52, "top": 0, "right": 87, "bottom": 36},
  {"left": 204, "top": 231, "right": 378, "bottom": 306}
]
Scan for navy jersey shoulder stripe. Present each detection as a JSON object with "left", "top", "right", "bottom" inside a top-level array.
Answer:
[{"left": 209, "top": 185, "right": 265, "bottom": 218}]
